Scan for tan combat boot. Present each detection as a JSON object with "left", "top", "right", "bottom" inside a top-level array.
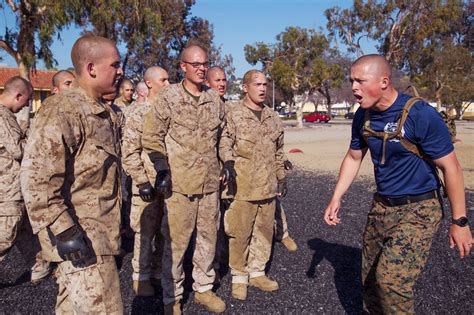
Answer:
[
  {"left": 249, "top": 275, "right": 279, "bottom": 292},
  {"left": 281, "top": 236, "right": 298, "bottom": 252},
  {"left": 231, "top": 283, "right": 247, "bottom": 300},
  {"left": 133, "top": 280, "right": 155, "bottom": 297},
  {"left": 194, "top": 290, "right": 226, "bottom": 313},
  {"left": 164, "top": 302, "right": 181, "bottom": 315}
]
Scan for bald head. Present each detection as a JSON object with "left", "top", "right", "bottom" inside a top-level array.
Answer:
[
  {"left": 52, "top": 70, "right": 75, "bottom": 94},
  {"left": 352, "top": 54, "right": 392, "bottom": 79},
  {"left": 206, "top": 66, "right": 227, "bottom": 97},
  {"left": 144, "top": 66, "right": 170, "bottom": 98},
  {"left": 71, "top": 35, "right": 117, "bottom": 76},
  {"left": 136, "top": 82, "right": 149, "bottom": 95},
  {"left": 0, "top": 76, "right": 33, "bottom": 113},
  {"left": 180, "top": 44, "right": 208, "bottom": 62}
]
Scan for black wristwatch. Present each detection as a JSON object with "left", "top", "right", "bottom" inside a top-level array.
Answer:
[{"left": 452, "top": 216, "right": 469, "bottom": 227}]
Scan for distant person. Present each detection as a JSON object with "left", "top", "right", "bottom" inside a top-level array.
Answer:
[
  {"left": 206, "top": 66, "right": 228, "bottom": 101},
  {"left": 51, "top": 70, "right": 75, "bottom": 95},
  {"left": 135, "top": 81, "right": 149, "bottom": 104},
  {"left": 0, "top": 76, "right": 34, "bottom": 265},
  {"left": 115, "top": 79, "right": 134, "bottom": 108},
  {"left": 219, "top": 69, "right": 287, "bottom": 300},
  {"left": 21, "top": 35, "right": 124, "bottom": 313},
  {"left": 323, "top": 54, "right": 472, "bottom": 314},
  {"left": 122, "top": 67, "right": 169, "bottom": 296}
]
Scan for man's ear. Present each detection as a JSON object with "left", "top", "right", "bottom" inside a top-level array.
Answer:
[
  {"left": 87, "top": 62, "right": 96, "bottom": 78},
  {"left": 381, "top": 76, "right": 389, "bottom": 89},
  {"left": 242, "top": 84, "right": 248, "bottom": 93},
  {"left": 52, "top": 87, "right": 59, "bottom": 94},
  {"left": 179, "top": 61, "right": 187, "bottom": 74},
  {"left": 15, "top": 92, "right": 23, "bottom": 102}
]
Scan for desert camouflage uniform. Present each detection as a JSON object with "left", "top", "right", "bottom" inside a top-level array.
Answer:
[
  {"left": 142, "top": 83, "right": 224, "bottom": 304},
  {"left": 20, "top": 87, "right": 123, "bottom": 314},
  {"left": 122, "top": 100, "right": 164, "bottom": 281},
  {"left": 0, "top": 104, "right": 28, "bottom": 261},
  {"left": 114, "top": 95, "right": 132, "bottom": 109},
  {"left": 219, "top": 100, "right": 286, "bottom": 284},
  {"left": 362, "top": 197, "right": 442, "bottom": 314}
]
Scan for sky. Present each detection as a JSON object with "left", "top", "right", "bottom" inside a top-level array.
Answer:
[{"left": 0, "top": 0, "right": 377, "bottom": 78}]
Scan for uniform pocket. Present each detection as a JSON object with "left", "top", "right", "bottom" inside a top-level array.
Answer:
[{"left": 235, "top": 133, "right": 257, "bottom": 159}]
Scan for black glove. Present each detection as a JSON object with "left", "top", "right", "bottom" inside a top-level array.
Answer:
[
  {"left": 155, "top": 169, "right": 171, "bottom": 195},
  {"left": 277, "top": 179, "right": 288, "bottom": 198},
  {"left": 220, "top": 161, "right": 236, "bottom": 184},
  {"left": 138, "top": 182, "right": 155, "bottom": 202},
  {"left": 283, "top": 160, "right": 293, "bottom": 171},
  {"left": 56, "top": 226, "right": 90, "bottom": 264}
]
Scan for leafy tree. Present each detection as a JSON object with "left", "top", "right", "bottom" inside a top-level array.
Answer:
[
  {"left": 245, "top": 27, "right": 344, "bottom": 127},
  {"left": 0, "top": 0, "right": 84, "bottom": 127},
  {"left": 325, "top": 0, "right": 471, "bottom": 111}
]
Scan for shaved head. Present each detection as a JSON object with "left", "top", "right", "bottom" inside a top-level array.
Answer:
[
  {"left": 352, "top": 54, "right": 392, "bottom": 79},
  {"left": 206, "top": 66, "right": 227, "bottom": 97},
  {"left": 71, "top": 35, "right": 117, "bottom": 75},
  {"left": 207, "top": 66, "right": 225, "bottom": 78},
  {"left": 3, "top": 76, "right": 32, "bottom": 95},
  {"left": 52, "top": 70, "right": 75, "bottom": 94},
  {"left": 144, "top": 66, "right": 170, "bottom": 98},
  {"left": 0, "top": 76, "right": 33, "bottom": 113},
  {"left": 136, "top": 81, "right": 148, "bottom": 95},
  {"left": 243, "top": 69, "right": 264, "bottom": 85},
  {"left": 180, "top": 44, "right": 208, "bottom": 62},
  {"left": 120, "top": 79, "right": 133, "bottom": 90}
]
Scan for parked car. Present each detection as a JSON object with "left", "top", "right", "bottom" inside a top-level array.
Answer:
[
  {"left": 303, "top": 111, "right": 330, "bottom": 123},
  {"left": 279, "top": 111, "right": 296, "bottom": 118},
  {"left": 344, "top": 112, "right": 355, "bottom": 119}
]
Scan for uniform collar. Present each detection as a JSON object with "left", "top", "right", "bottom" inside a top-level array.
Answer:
[
  {"left": 74, "top": 87, "right": 108, "bottom": 115},
  {"left": 239, "top": 100, "right": 273, "bottom": 122},
  {"left": 179, "top": 81, "right": 215, "bottom": 106}
]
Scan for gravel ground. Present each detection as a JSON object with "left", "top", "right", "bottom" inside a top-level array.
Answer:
[{"left": 0, "top": 169, "right": 473, "bottom": 314}]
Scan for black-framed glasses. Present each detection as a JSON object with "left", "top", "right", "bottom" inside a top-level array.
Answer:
[{"left": 182, "top": 61, "right": 210, "bottom": 69}]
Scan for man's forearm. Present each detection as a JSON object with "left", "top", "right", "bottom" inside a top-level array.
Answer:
[
  {"left": 442, "top": 160, "right": 466, "bottom": 219},
  {"left": 331, "top": 148, "right": 366, "bottom": 201}
]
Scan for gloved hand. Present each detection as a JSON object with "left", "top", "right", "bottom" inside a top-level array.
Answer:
[
  {"left": 138, "top": 182, "right": 155, "bottom": 202},
  {"left": 155, "top": 169, "right": 171, "bottom": 195},
  {"left": 220, "top": 161, "right": 236, "bottom": 185},
  {"left": 283, "top": 160, "right": 293, "bottom": 171},
  {"left": 55, "top": 225, "right": 90, "bottom": 265},
  {"left": 277, "top": 179, "right": 288, "bottom": 198}
]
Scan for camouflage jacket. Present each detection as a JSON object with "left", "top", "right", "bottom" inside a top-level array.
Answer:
[
  {"left": 219, "top": 101, "right": 286, "bottom": 201},
  {"left": 20, "top": 87, "right": 122, "bottom": 256},
  {"left": 122, "top": 101, "right": 156, "bottom": 194},
  {"left": 0, "top": 104, "right": 25, "bottom": 207},
  {"left": 114, "top": 95, "right": 131, "bottom": 109},
  {"left": 142, "top": 83, "right": 225, "bottom": 195}
]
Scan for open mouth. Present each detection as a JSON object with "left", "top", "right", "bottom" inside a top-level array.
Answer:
[{"left": 354, "top": 94, "right": 363, "bottom": 103}]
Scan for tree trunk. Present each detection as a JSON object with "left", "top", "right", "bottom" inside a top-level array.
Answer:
[{"left": 15, "top": 59, "right": 31, "bottom": 132}]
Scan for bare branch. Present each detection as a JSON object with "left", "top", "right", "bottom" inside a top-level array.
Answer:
[{"left": 0, "top": 39, "right": 17, "bottom": 59}]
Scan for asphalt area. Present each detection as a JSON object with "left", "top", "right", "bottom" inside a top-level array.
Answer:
[{"left": 0, "top": 168, "right": 473, "bottom": 314}]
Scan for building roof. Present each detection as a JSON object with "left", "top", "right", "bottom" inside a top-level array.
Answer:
[{"left": 0, "top": 67, "right": 57, "bottom": 91}]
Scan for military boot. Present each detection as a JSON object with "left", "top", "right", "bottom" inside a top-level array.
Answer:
[
  {"left": 164, "top": 302, "right": 181, "bottom": 315},
  {"left": 281, "top": 236, "right": 298, "bottom": 252},
  {"left": 231, "top": 283, "right": 247, "bottom": 300},
  {"left": 133, "top": 280, "right": 155, "bottom": 297},
  {"left": 194, "top": 290, "right": 226, "bottom": 313},
  {"left": 249, "top": 275, "right": 279, "bottom": 292}
]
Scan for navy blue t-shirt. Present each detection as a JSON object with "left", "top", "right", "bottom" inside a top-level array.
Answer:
[{"left": 350, "top": 93, "right": 453, "bottom": 197}]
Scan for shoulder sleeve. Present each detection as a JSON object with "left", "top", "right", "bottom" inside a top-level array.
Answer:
[
  {"left": 349, "top": 107, "right": 367, "bottom": 150},
  {"left": 0, "top": 114, "right": 23, "bottom": 161},
  {"left": 407, "top": 102, "right": 454, "bottom": 160},
  {"left": 122, "top": 107, "right": 149, "bottom": 185},
  {"left": 219, "top": 105, "right": 236, "bottom": 163},
  {"left": 142, "top": 89, "right": 171, "bottom": 170},
  {"left": 20, "top": 98, "right": 79, "bottom": 234}
]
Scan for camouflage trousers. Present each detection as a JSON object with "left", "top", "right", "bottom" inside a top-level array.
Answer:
[
  {"left": 225, "top": 198, "right": 276, "bottom": 284},
  {"left": 130, "top": 194, "right": 164, "bottom": 281},
  {"left": 0, "top": 201, "right": 41, "bottom": 268},
  {"left": 55, "top": 255, "right": 123, "bottom": 314},
  {"left": 362, "top": 197, "right": 442, "bottom": 314},
  {"left": 214, "top": 199, "right": 231, "bottom": 271},
  {"left": 274, "top": 200, "right": 290, "bottom": 241},
  {"left": 161, "top": 191, "right": 219, "bottom": 305}
]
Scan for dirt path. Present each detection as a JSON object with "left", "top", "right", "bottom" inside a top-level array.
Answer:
[{"left": 284, "top": 120, "right": 474, "bottom": 189}]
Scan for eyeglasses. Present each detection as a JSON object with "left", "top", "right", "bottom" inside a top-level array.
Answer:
[{"left": 182, "top": 61, "right": 210, "bottom": 69}]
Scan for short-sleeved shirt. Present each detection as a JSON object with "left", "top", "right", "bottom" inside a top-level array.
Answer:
[{"left": 350, "top": 93, "right": 453, "bottom": 197}]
